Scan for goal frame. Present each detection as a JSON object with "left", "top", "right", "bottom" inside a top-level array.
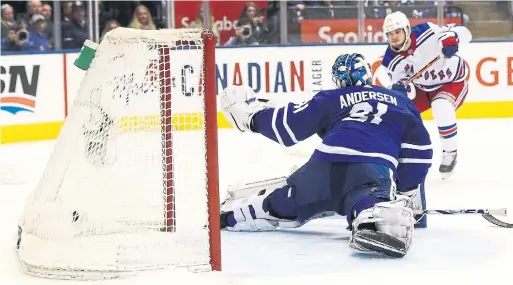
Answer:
[
  {"left": 16, "top": 29, "right": 222, "bottom": 280},
  {"left": 158, "top": 30, "right": 221, "bottom": 271}
]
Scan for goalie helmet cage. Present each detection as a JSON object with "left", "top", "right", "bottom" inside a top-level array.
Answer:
[{"left": 16, "top": 28, "right": 221, "bottom": 280}]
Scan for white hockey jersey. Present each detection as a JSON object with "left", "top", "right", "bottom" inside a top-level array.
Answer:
[{"left": 376, "top": 22, "right": 472, "bottom": 92}]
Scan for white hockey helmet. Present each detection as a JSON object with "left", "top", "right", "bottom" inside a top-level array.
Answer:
[{"left": 383, "top": 11, "right": 411, "bottom": 52}]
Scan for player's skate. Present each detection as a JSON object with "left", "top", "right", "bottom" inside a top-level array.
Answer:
[
  {"left": 439, "top": 150, "right": 457, "bottom": 180},
  {"left": 220, "top": 177, "right": 300, "bottom": 231},
  {"left": 349, "top": 195, "right": 415, "bottom": 258}
]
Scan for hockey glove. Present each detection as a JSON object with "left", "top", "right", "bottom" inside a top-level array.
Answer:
[
  {"left": 438, "top": 31, "right": 459, "bottom": 58},
  {"left": 221, "top": 85, "right": 269, "bottom": 132},
  {"left": 390, "top": 81, "right": 411, "bottom": 93},
  {"left": 390, "top": 79, "right": 416, "bottom": 100}
]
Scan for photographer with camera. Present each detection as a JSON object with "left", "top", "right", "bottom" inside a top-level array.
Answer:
[
  {"left": 239, "top": 2, "right": 268, "bottom": 43},
  {"left": 1, "top": 14, "right": 50, "bottom": 52},
  {"left": 224, "top": 18, "right": 259, "bottom": 46},
  {"left": 1, "top": 27, "right": 31, "bottom": 51}
]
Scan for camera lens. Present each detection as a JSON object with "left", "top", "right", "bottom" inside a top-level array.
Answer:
[{"left": 19, "top": 31, "right": 28, "bottom": 40}]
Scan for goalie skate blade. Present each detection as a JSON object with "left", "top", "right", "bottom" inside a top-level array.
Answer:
[{"left": 353, "top": 230, "right": 407, "bottom": 258}]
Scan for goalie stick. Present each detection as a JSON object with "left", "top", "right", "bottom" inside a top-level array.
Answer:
[
  {"left": 225, "top": 166, "right": 512, "bottom": 229},
  {"left": 415, "top": 208, "right": 513, "bottom": 228},
  {"left": 224, "top": 186, "right": 512, "bottom": 228}
]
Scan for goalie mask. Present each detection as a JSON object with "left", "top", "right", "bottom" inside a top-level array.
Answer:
[{"left": 332, "top": 53, "right": 373, "bottom": 88}]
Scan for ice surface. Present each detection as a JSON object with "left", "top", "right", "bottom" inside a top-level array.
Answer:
[{"left": 1, "top": 119, "right": 512, "bottom": 285}]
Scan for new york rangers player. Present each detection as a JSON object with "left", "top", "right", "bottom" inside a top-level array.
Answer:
[
  {"left": 219, "top": 53, "right": 432, "bottom": 257},
  {"left": 376, "top": 11, "right": 472, "bottom": 179}
]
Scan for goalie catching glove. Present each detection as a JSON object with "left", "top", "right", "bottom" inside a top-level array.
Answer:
[{"left": 221, "top": 85, "right": 269, "bottom": 132}]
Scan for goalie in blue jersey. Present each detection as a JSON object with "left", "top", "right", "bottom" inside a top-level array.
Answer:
[{"left": 220, "top": 53, "right": 432, "bottom": 258}]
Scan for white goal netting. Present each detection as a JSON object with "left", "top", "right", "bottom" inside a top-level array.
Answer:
[{"left": 16, "top": 28, "right": 219, "bottom": 280}]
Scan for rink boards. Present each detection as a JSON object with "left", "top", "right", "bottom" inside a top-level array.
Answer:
[{"left": 1, "top": 41, "right": 512, "bottom": 143}]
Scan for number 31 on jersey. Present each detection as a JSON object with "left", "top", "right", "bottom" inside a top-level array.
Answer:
[{"left": 343, "top": 102, "right": 389, "bottom": 125}]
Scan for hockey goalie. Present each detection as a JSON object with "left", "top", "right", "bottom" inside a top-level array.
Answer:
[{"left": 219, "top": 53, "right": 432, "bottom": 258}]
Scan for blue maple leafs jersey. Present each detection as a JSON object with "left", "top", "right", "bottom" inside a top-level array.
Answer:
[{"left": 252, "top": 85, "right": 433, "bottom": 190}]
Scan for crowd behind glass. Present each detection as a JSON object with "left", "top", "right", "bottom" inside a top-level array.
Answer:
[{"left": 1, "top": 0, "right": 512, "bottom": 53}]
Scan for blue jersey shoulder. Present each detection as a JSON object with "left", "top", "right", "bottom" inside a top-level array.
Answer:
[
  {"left": 381, "top": 47, "right": 402, "bottom": 71},
  {"left": 411, "top": 22, "right": 436, "bottom": 46},
  {"left": 381, "top": 45, "right": 410, "bottom": 72},
  {"left": 411, "top": 22, "right": 431, "bottom": 37}
]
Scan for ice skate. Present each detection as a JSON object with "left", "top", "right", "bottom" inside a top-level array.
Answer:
[{"left": 439, "top": 150, "right": 457, "bottom": 180}]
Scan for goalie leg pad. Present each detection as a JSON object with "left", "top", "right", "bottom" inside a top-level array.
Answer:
[
  {"left": 222, "top": 159, "right": 400, "bottom": 232},
  {"left": 221, "top": 177, "right": 301, "bottom": 231},
  {"left": 349, "top": 195, "right": 415, "bottom": 257},
  {"left": 399, "top": 182, "right": 427, "bottom": 228},
  {"left": 221, "top": 194, "right": 279, "bottom": 232}
]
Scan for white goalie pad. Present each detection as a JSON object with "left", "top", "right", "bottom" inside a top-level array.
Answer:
[
  {"left": 222, "top": 176, "right": 288, "bottom": 211},
  {"left": 221, "top": 177, "right": 302, "bottom": 230},
  {"left": 350, "top": 195, "right": 415, "bottom": 257},
  {"left": 224, "top": 164, "right": 300, "bottom": 203}
]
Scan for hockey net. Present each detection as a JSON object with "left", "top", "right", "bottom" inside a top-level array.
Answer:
[{"left": 16, "top": 28, "right": 220, "bottom": 280}]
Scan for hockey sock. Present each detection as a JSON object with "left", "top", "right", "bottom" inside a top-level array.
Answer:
[{"left": 431, "top": 98, "right": 457, "bottom": 152}]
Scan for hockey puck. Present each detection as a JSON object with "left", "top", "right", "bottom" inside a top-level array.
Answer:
[{"left": 72, "top": 211, "right": 80, "bottom": 222}]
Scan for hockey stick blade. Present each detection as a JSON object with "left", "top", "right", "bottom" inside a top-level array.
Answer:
[{"left": 482, "top": 214, "right": 513, "bottom": 228}]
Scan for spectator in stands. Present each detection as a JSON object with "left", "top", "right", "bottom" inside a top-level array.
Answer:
[
  {"left": 16, "top": 0, "right": 42, "bottom": 30},
  {"left": 1, "top": 22, "right": 31, "bottom": 52},
  {"left": 263, "top": 1, "right": 280, "bottom": 44},
  {"left": 224, "top": 18, "right": 259, "bottom": 46},
  {"left": 128, "top": 5, "right": 156, "bottom": 30},
  {"left": 443, "top": 1, "right": 470, "bottom": 26},
  {"left": 1, "top": 4, "right": 17, "bottom": 39},
  {"left": 410, "top": 0, "right": 469, "bottom": 26},
  {"left": 41, "top": 3, "right": 54, "bottom": 49},
  {"left": 61, "top": 2, "right": 89, "bottom": 49},
  {"left": 303, "top": 0, "right": 338, "bottom": 20},
  {"left": 96, "top": 1, "right": 115, "bottom": 37},
  {"left": 41, "top": 3, "right": 52, "bottom": 19},
  {"left": 26, "top": 14, "right": 49, "bottom": 51},
  {"left": 286, "top": 1, "right": 306, "bottom": 43},
  {"left": 1, "top": 29, "right": 30, "bottom": 51},
  {"left": 62, "top": 1, "right": 73, "bottom": 23},
  {"left": 189, "top": 5, "right": 220, "bottom": 45},
  {"left": 100, "top": 19, "right": 119, "bottom": 41},
  {"left": 240, "top": 2, "right": 268, "bottom": 43}
]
